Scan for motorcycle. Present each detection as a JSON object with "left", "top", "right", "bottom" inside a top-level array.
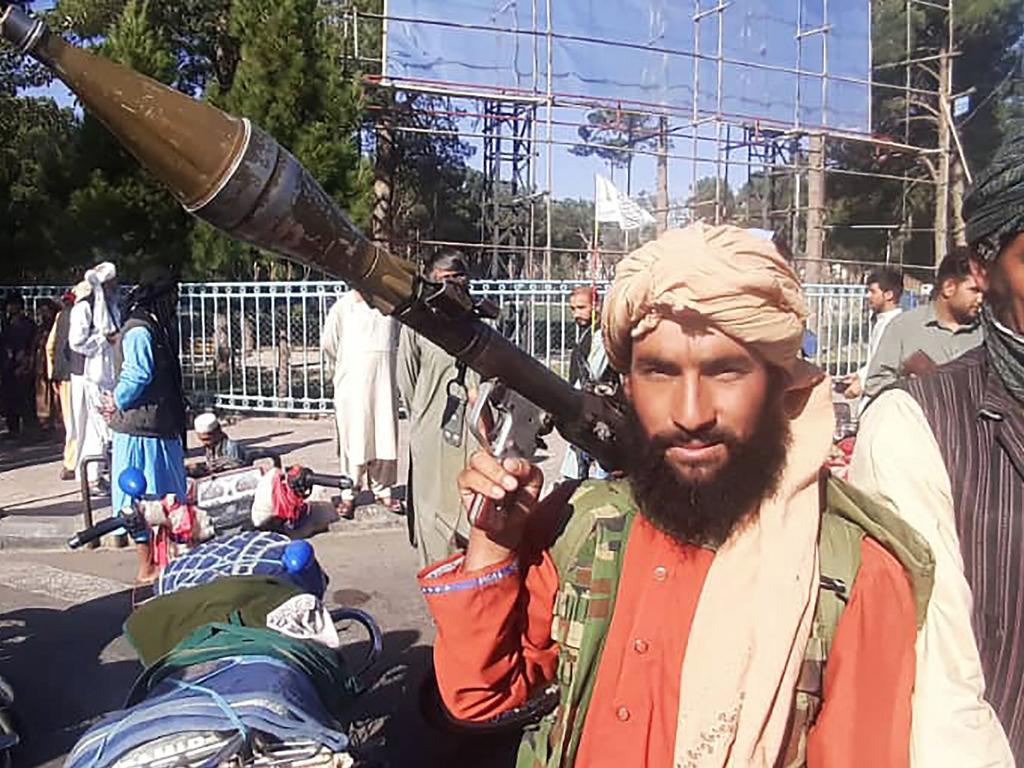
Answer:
[{"left": 70, "top": 465, "right": 353, "bottom": 559}]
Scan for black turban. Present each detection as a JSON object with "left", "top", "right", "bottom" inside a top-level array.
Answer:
[
  {"left": 965, "top": 120, "right": 1024, "bottom": 261},
  {"left": 132, "top": 266, "right": 177, "bottom": 304}
]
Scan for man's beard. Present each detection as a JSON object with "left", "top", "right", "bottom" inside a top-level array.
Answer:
[{"left": 624, "top": 386, "right": 792, "bottom": 548}]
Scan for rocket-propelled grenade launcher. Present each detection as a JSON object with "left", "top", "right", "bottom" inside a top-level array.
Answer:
[{"left": 1, "top": 4, "right": 626, "bottom": 470}]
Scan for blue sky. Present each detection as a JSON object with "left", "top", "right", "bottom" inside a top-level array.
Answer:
[
  {"left": 21, "top": 0, "right": 873, "bottom": 203},
  {"left": 387, "top": 0, "right": 871, "bottom": 201}
]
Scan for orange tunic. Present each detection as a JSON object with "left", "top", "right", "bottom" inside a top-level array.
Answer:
[{"left": 420, "top": 512, "right": 916, "bottom": 767}]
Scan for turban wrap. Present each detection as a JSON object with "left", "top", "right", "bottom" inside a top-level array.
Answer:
[
  {"left": 84, "top": 261, "right": 118, "bottom": 336},
  {"left": 965, "top": 120, "right": 1024, "bottom": 261},
  {"left": 602, "top": 223, "right": 809, "bottom": 378},
  {"left": 965, "top": 120, "right": 1024, "bottom": 404}
]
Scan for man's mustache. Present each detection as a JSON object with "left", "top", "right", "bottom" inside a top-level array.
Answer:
[{"left": 648, "top": 426, "right": 740, "bottom": 453}]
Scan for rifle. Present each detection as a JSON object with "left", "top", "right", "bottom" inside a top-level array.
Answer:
[{"left": 1, "top": 5, "right": 626, "bottom": 470}]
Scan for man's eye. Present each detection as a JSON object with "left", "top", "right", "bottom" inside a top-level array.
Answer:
[
  {"left": 709, "top": 366, "right": 748, "bottom": 381},
  {"left": 639, "top": 364, "right": 672, "bottom": 378}
]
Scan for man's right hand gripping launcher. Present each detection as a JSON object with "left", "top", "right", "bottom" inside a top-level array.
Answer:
[
  {"left": 0, "top": 5, "right": 628, "bottom": 476},
  {"left": 465, "top": 380, "right": 549, "bottom": 525}
]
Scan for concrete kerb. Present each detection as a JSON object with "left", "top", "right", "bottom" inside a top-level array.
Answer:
[{"left": 0, "top": 414, "right": 569, "bottom": 551}]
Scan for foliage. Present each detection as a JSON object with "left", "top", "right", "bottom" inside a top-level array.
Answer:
[
  {"left": 866, "top": 0, "right": 1024, "bottom": 265},
  {"left": 0, "top": 0, "right": 379, "bottom": 281},
  {"left": 570, "top": 108, "right": 662, "bottom": 194},
  {"left": 686, "top": 176, "right": 737, "bottom": 223},
  {"left": 193, "top": 0, "right": 372, "bottom": 279}
]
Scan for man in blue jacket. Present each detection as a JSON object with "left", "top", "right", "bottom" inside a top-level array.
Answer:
[{"left": 100, "top": 267, "right": 187, "bottom": 583}]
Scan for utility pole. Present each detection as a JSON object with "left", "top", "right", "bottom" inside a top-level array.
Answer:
[
  {"left": 805, "top": 132, "right": 826, "bottom": 283},
  {"left": 935, "top": 45, "right": 952, "bottom": 266},
  {"left": 372, "top": 102, "right": 396, "bottom": 246},
  {"left": 656, "top": 115, "right": 669, "bottom": 235}
]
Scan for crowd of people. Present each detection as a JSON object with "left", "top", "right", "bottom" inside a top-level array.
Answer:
[{"left": 2, "top": 127, "right": 1023, "bottom": 766}]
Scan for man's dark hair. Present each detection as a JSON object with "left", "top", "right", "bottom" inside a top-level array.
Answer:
[
  {"left": 935, "top": 247, "right": 973, "bottom": 295},
  {"left": 426, "top": 251, "right": 469, "bottom": 277},
  {"left": 866, "top": 267, "right": 903, "bottom": 301}
]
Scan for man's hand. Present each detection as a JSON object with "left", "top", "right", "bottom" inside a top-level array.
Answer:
[
  {"left": 843, "top": 374, "right": 864, "bottom": 399},
  {"left": 97, "top": 390, "right": 117, "bottom": 420},
  {"left": 459, "top": 451, "right": 543, "bottom": 571}
]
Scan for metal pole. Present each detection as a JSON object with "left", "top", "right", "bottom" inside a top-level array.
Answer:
[
  {"left": 691, "top": 0, "right": 700, "bottom": 221},
  {"left": 544, "top": 0, "right": 553, "bottom": 279},
  {"left": 527, "top": 0, "right": 539, "bottom": 279},
  {"left": 714, "top": 1, "right": 725, "bottom": 223},
  {"left": 380, "top": 0, "right": 389, "bottom": 78},
  {"left": 822, "top": 0, "right": 829, "bottom": 128}
]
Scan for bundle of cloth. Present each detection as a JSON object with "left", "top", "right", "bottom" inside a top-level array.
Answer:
[
  {"left": 156, "top": 531, "right": 327, "bottom": 598},
  {"left": 135, "top": 495, "right": 216, "bottom": 570},
  {"left": 66, "top": 537, "right": 361, "bottom": 768}
]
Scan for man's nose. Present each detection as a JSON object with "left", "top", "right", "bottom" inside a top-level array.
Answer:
[{"left": 670, "top": 376, "right": 716, "bottom": 435}]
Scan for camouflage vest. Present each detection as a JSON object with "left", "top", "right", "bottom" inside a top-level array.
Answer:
[{"left": 516, "top": 475, "right": 934, "bottom": 768}]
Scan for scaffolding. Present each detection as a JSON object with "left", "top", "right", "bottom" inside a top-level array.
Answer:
[{"left": 342, "top": 0, "right": 956, "bottom": 280}]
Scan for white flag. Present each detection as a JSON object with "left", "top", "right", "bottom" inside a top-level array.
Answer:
[{"left": 595, "top": 175, "right": 655, "bottom": 230}]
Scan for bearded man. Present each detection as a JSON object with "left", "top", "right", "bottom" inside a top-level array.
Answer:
[{"left": 419, "top": 224, "right": 932, "bottom": 768}]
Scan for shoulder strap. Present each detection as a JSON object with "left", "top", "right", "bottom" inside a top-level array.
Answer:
[
  {"left": 548, "top": 479, "right": 624, "bottom": 574},
  {"left": 824, "top": 474, "right": 935, "bottom": 628}
]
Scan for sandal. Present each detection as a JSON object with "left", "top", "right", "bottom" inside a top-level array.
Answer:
[{"left": 376, "top": 496, "right": 405, "bottom": 515}]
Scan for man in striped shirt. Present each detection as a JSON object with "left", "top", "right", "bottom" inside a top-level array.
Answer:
[{"left": 851, "top": 126, "right": 1024, "bottom": 767}]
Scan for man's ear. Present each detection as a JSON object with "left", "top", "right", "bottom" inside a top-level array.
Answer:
[{"left": 623, "top": 373, "right": 633, "bottom": 403}]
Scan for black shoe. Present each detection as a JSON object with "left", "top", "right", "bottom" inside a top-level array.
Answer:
[{"left": 59, "top": 468, "right": 75, "bottom": 481}]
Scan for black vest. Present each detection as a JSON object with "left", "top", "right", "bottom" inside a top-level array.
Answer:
[
  {"left": 904, "top": 347, "right": 1024, "bottom": 760},
  {"left": 110, "top": 314, "right": 185, "bottom": 439},
  {"left": 52, "top": 306, "right": 85, "bottom": 380}
]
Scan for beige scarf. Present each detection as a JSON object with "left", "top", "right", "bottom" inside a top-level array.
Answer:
[{"left": 673, "top": 375, "right": 834, "bottom": 767}]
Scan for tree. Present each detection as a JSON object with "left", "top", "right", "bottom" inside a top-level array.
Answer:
[
  {"left": 0, "top": 24, "right": 85, "bottom": 280},
  {"left": 192, "top": 0, "right": 372, "bottom": 278},
  {"left": 62, "top": 0, "right": 195, "bottom": 276},
  {"left": 369, "top": 91, "right": 478, "bottom": 250},
  {"left": 869, "top": 0, "right": 1024, "bottom": 265},
  {"left": 58, "top": 0, "right": 237, "bottom": 95},
  {"left": 571, "top": 107, "right": 663, "bottom": 194},
  {"left": 686, "top": 176, "right": 736, "bottom": 223}
]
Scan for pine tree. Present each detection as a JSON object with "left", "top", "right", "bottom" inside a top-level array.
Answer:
[{"left": 190, "top": 0, "right": 372, "bottom": 279}]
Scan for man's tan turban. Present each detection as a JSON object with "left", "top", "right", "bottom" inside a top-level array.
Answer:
[{"left": 602, "top": 222, "right": 808, "bottom": 374}]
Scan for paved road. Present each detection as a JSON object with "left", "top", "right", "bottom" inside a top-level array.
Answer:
[
  {"left": 0, "top": 414, "right": 571, "bottom": 767},
  {"left": 0, "top": 527, "right": 495, "bottom": 767}
]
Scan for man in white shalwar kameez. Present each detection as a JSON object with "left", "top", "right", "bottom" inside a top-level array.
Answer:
[
  {"left": 321, "top": 290, "right": 400, "bottom": 516},
  {"left": 68, "top": 262, "right": 120, "bottom": 485}
]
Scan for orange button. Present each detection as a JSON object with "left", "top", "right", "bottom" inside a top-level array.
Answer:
[
  {"left": 633, "top": 638, "right": 649, "bottom": 654},
  {"left": 616, "top": 706, "right": 631, "bottom": 722}
]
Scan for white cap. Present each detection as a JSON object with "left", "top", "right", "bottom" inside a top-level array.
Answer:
[{"left": 193, "top": 413, "right": 220, "bottom": 435}]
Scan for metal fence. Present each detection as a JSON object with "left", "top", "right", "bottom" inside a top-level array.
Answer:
[{"left": 4, "top": 280, "right": 911, "bottom": 414}]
